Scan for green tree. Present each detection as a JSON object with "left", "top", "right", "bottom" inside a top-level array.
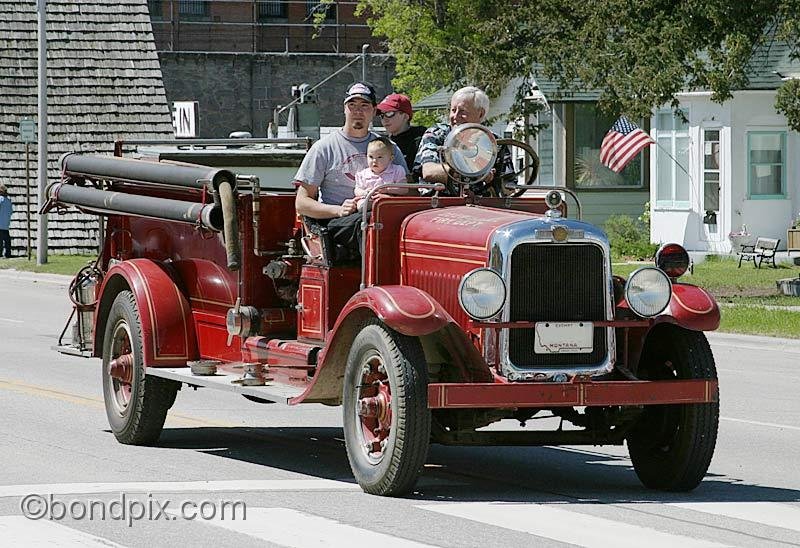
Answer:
[{"left": 358, "top": 0, "right": 800, "bottom": 129}]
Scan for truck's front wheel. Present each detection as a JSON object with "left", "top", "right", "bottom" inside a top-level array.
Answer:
[
  {"left": 343, "top": 321, "right": 430, "bottom": 496},
  {"left": 102, "top": 290, "right": 178, "bottom": 445},
  {"left": 627, "top": 325, "right": 719, "bottom": 491}
]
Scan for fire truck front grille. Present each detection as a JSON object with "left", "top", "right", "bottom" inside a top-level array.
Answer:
[{"left": 508, "top": 243, "right": 607, "bottom": 367}]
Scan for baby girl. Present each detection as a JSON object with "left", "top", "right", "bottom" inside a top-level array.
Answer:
[{"left": 354, "top": 137, "right": 408, "bottom": 211}]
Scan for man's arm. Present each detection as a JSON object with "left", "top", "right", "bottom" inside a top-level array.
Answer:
[
  {"left": 421, "top": 162, "right": 450, "bottom": 184},
  {"left": 415, "top": 125, "right": 451, "bottom": 184},
  {"left": 295, "top": 182, "right": 356, "bottom": 219}
]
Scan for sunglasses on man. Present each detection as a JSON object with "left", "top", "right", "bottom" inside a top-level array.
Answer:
[{"left": 378, "top": 111, "right": 398, "bottom": 119}]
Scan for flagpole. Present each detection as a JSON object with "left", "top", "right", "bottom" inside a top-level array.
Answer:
[{"left": 654, "top": 140, "right": 691, "bottom": 179}]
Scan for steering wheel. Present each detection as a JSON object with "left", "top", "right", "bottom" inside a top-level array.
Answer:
[{"left": 495, "top": 138, "right": 540, "bottom": 197}]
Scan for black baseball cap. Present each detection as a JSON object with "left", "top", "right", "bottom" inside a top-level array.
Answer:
[{"left": 344, "top": 82, "right": 377, "bottom": 105}]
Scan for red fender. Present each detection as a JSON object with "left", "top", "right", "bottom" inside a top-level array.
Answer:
[
  {"left": 342, "top": 285, "right": 453, "bottom": 337},
  {"left": 94, "top": 259, "right": 198, "bottom": 367},
  {"left": 654, "top": 283, "right": 720, "bottom": 331},
  {"left": 290, "top": 285, "right": 455, "bottom": 405}
]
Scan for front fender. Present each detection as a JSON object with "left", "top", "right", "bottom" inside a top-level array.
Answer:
[
  {"left": 343, "top": 285, "right": 453, "bottom": 337},
  {"left": 654, "top": 283, "right": 720, "bottom": 331},
  {"left": 290, "top": 285, "right": 455, "bottom": 405},
  {"left": 94, "top": 259, "right": 198, "bottom": 366}
]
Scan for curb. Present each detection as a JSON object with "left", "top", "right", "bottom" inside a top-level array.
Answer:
[
  {"left": 706, "top": 330, "right": 800, "bottom": 352},
  {"left": 0, "top": 268, "right": 73, "bottom": 285}
]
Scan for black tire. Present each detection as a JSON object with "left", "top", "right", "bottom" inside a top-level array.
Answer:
[
  {"left": 627, "top": 325, "right": 719, "bottom": 491},
  {"left": 102, "top": 290, "right": 179, "bottom": 445},
  {"left": 342, "top": 320, "right": 431, "bottom": 496}
]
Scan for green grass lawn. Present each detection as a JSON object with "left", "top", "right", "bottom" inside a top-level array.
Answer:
[
  {"left": 718, "top": 306, "right": 800, "bottom": 339},
  {"left": 614, "top": 256, "right": 800, "bottom": 339},
  {"left": 0, "top": 255, "right": 97, "bottom": 276}
]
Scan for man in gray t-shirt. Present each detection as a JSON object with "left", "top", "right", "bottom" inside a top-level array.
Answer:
[{"left": 294, "top": 82, "right": 407, "bottom": 259}]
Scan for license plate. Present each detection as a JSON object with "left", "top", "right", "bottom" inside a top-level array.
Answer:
[{"left": 534, "top": 322, "right": 594, "bottom": 354}]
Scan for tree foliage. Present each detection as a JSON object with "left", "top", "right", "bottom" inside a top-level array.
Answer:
[{"left": 357, "top": 0, "right": 800, "bottom": 129}]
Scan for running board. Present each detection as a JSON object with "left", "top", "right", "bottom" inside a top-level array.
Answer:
[{"left": 146, "top": 367, "right": 305, "bottom": 405}]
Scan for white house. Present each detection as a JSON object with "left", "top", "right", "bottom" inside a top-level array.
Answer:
[
  {"left": 650, "top": 52, "right": 799, "bottom": 252},
  {"left": 414, "top": 44, "right": 800, "bottom": 251}
]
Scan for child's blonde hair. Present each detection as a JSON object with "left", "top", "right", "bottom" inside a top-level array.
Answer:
[{"left": 367, "top": 136, "right": 394, "bottom": 156}]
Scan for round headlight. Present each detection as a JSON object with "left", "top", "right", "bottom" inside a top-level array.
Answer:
[
  {"left": 458, "top": 268, "right": 506, "bottom": 320},
  {"left": 625, "top": 267, "right": 672, "bottom": 317}
]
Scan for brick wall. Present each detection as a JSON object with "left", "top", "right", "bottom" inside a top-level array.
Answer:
[{"left": 158, "top": 51, "right": 397, "bottom": 137}]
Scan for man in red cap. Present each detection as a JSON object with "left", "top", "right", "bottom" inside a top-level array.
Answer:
[{"left": 376, "top": 93, "right": 426, "bottom": 178}]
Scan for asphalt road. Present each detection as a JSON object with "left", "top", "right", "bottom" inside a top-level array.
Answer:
[{"left": 0, "top": 270, "right": 798, "bottom": 547}]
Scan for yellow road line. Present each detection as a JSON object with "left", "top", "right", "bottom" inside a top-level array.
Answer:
[{"left": 0, "top": 378, "right": 235, "bottom": 428}]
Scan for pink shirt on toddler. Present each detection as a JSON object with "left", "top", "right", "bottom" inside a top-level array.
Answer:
[{"left": 353, "top": 163, "right": 407, "bottom": 210}]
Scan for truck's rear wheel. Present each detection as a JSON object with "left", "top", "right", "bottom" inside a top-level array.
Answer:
[
  {"left": 627, "top": 325, "right": 719, "bottom": 491},
  {"left": 102, "top": 290, "right": 178, "bottom": 445},
  {"left": 343, "top": 321, "right": 430, "bottom": 496}
]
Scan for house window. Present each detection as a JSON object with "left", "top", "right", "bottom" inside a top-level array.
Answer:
[
  {"left": 147, "top": 0, "right": 163, "bottom": 19},
  {"left": 306, "top": 1, "right": 335, "bottom": 21},
  {"left": 566, "top": 103, "right": 647, "bottom": 189},
  {"left": 748, "top": 131, "right": 786, "bottom": 198},
  {"left": 258, "top": 0, "right": 287, "bottom": 19},
  {"left": 179, "top": 0, "right": 210, "bottom": 18},
  {"left": 654, "top": 109, "right": 690, "bottom": 209}
]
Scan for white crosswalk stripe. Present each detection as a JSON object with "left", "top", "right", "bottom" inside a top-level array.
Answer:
[
  {"left": 3, "top": 496, "right": 798, "bottom": 547},
  {"left": 194, "top": 507, "right": 436, "bottom": 547},
  {"left": 0, "top": 479, "right": 359, "bottom": 498},
  {"left": 0, "top": 515, "right": 125, "bottom": 547},
  {"left": 417, "top": 502, "right": 729, "bottom": 548},
  {"left": 669, "top": 501, "right": 800, "bottom": 533}
]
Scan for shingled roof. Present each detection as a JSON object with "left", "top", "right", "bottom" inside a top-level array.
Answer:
[{"left": 0, "top": 0, "right": 174, "bottom": 255}]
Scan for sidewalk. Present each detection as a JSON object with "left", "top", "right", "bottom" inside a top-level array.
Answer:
[
  {"left": 0, "top": 268, "right": 72, "bottom": 285},
  {"left": 706, "top": 330, "right": 800, "bottom": 352}
]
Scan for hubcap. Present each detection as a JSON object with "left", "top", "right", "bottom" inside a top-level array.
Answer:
[
  {"left": 107, "top": 319, "right": 134, "bottom": 413},
  {"left": 354, "top": 352, "right": 392, "bottom": 464}
]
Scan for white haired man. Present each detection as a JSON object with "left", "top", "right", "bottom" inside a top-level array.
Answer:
[{"left": 413, "top": 86, "right": 514, "bottom": 196}]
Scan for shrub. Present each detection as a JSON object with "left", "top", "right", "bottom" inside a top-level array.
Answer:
[{"left": 604, "top": 214, "right": 658, "bottom": 261}]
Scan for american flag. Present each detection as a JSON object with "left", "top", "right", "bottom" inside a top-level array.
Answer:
[{"left": 600, "top": 116, "right": 654, "bottom": 173}]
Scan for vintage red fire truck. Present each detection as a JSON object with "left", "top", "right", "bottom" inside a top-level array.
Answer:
[{"left": 48, "top": 126, "right": 720, "bottom": 496}]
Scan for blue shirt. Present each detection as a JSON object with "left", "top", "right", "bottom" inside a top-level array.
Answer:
[{"left": 0, "top": 195, "right": 12, "bottom": 230}]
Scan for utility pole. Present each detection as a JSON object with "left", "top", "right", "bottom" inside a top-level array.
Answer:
[
  {"left": 361, "top": 44, "right": 369, "bottom": 82},
  {"left": 36, "top": 0, "right": 48, "bottom": 264}
]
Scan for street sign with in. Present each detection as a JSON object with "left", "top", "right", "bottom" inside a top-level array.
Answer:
[{"left": 19, "top": 119, "right": 36, "bottom": 143}]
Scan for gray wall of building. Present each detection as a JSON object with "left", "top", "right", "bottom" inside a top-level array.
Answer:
[{"left": 158, "top": 52, "right": 397, "bottom": 138}]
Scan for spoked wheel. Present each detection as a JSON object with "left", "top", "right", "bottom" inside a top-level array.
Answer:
[
  {"left": 102, "top": 290, "right": 179, "bottom": 445},
  {"left": 343, "top": 320, "right": 430, "bottom": 496},
  {"left": 106, "top": 317, "right": 134, "bottom": 415},
  {"left": 627, "top": 325, "right": 719, "bottom": 491}
]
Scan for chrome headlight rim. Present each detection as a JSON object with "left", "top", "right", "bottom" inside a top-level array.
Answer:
[
  {"left": 624, "top": 266, "right": 672, "bottom": 318},
  {"left": 458, "top": 267, "right": 507, "bottom": 320}
]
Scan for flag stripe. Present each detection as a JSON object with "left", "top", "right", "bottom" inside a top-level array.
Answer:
[
  {"left": 600, "top": 116, "right": 653, "bottom": 173},
  {"left": 608, "top": 132, "right": 653, "bottom": 172},
  {"left": 613, "top": 134, "right": 652, "bottom": 170}
]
